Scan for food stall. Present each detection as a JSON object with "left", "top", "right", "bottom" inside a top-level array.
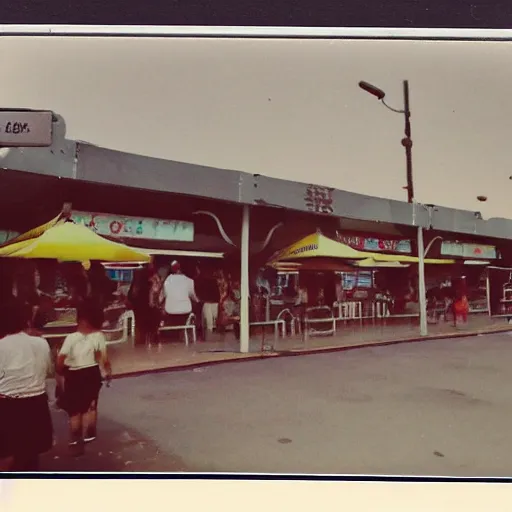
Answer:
[
  {"left": 0, "top": 217, "right": 150, "bottom": 347},
  {"left": 267, "top": 232, "right": 455, "bottom": 324}
]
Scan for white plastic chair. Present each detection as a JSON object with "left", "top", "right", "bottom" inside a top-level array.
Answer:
[
  {"left": 374, "top": 301, "right": 390, "bottom": 318},
  {"left": 276, "top": 308, "right": 300, "bottom": 337},
  {"left": 304, "top": 306, "right": 336, "bottom": 340},
  {"left": 104, "top": 310, "right": 135, "bottom": 346},
  {"left": 159, "top": 312, "right": 197, "bottom": 347}
]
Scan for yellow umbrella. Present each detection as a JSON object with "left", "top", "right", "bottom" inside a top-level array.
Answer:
[
  {"left": 355, "top": 257, "right": 410, "bottom": 268},
  {"left": 270, "top": 232, "right": 367, "bottom": 262},
  {"left": 0, "top": 213, "right": 64, "bottom": 250},
  {"left": 269, "top": 232, "right": 456, "bottom": 267},
  {"left": 370, "top": 253, "right": 455, "bottom": 264},
  {"left": 0, "top": 222, "right": 150, "bottom": 263},
  {"left": 0, "top": 238, "right": 34, "bottom": 257}
]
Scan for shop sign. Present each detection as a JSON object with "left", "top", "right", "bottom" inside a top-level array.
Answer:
[
  {"left": 441, "top": 241, "right": 497, "bottom": 260},
  {"left": 336, "top": 233, "right": 412, "bottom": 254},
  {"left": 71, "top": 211, "right": 194, "bottom": 242},
  {"left": 0, "top": 110, "right": 53, "bottom": 147}
]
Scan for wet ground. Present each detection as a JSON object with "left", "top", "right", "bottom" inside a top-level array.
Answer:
[{"left": 39, "top": 332, "right": 512, "bottom": 476}]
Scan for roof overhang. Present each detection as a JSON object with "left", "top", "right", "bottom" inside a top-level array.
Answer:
[{"left": 2, "top": 115, "right": 512, "bottom": 242}]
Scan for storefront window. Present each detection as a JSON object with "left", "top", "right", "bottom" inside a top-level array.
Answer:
[{"left": 340, "top": 271, "right": 373, "bottom": 290}]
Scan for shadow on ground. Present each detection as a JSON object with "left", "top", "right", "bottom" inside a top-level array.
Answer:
[{"left": 40, "top": 400, "right": 189, "bottom": 472}]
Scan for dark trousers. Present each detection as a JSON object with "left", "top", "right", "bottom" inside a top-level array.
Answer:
[
  {"left": 165, "top": 313, "right": 191, "bottom": 341},
  {"left": 193, "top": 301, "right": 205, "bottom": 340}
]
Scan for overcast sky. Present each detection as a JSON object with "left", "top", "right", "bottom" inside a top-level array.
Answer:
[{"left": 2, "top": 36, "right": 512, "bottom": 219}]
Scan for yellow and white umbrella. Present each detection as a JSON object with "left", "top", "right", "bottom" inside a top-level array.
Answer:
[
  {"left": 269, "top": 232, "right": 456, "bottom": 267},
  {"left": 355, "top": 257, "right": 410, "bottom": 268},
  {"left": 0, "top": 222, "right": 150, "bottom": 263},
  {"left": 269, "top": 232, "right": 367, "bottom": 263}
]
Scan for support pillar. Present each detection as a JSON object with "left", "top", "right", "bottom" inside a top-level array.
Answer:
[{"left": 239, "top": 205, "right": 250, "bottom": 353}]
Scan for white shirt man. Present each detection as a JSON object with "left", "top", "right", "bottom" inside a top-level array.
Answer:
[
  {"left": 163, "top": 261, "right": 199, "bottom": 321},
  {"left": 0, "top": 326, "right": 53, "bottom": 472},
  {"left": 0, "top": 331, "right": 51, "bottom": 398}
]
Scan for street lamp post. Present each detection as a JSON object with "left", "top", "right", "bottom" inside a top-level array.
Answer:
[
  {"left": 359, "top": 79, "right": 428, "bottom": 336},
  {"left": 358, "top": 80, "right": 414, "bottom": 203}
]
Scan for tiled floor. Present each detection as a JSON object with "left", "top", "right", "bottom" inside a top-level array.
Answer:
[{"left": 106, "top": 314, "right": 512, "bottom": 376}]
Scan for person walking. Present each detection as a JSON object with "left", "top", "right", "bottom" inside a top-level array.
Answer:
[
  {"left": 56, "top": 299, "right": 112, "bottom": 456},
  {"left": 0, "top": 299, "right": 54, "bottom": 472},
  {"left": 162, "top": 260, "right": 199, "bottom": 339}
]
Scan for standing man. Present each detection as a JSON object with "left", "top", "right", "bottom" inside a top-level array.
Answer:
[
  {"left": 162, "top": 261, "right": 199, "bottom": 337},
  {"left": 194, "top": 264, "right": 220, "bottom": 341}
]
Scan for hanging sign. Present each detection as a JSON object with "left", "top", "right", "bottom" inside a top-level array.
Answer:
[
  {"left": 71, "top": 211, "right": 194, "bottom": 242},
  {"left": 441, "top": 241, "right": 497, "bottom": 260}
]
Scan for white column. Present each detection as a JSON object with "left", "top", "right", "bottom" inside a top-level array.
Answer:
[
  {"left": 417, "top": 226, "right": 428, "bottom": 336},
  {"left": 239, "top": 204, "right": 250, "bottom": 353},
  {"left": 486, "top": 270, "right": 491, "bottom": 316}
]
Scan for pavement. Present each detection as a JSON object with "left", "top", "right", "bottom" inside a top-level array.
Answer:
[
  {"left": 39, "top": 331, "right": 512, "bottom": 476},
  {"left": 105, "top": 315, "right": 512, "bottom": 377},
  {"left": 40, "top": 391, "right": 189, "bottom": 472}
]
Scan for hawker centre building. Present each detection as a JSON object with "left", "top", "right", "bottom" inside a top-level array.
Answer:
[{"left": 2, "top": 112, "right": 512, "bottom": 353}]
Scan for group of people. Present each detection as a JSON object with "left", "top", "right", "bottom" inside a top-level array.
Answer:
[
  {"left": 0, "top": 297, "right": 112, "bottom": 471},
  {"left": 128, "top": 259, "right": 243, "bottom": 347},
  {"left": 426, "top": 277, "right": 470, "bottom": 326}
]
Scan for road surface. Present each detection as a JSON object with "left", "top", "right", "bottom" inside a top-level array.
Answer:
[{"left": 41, "top": 332, "right": 512, "bottom": 476}]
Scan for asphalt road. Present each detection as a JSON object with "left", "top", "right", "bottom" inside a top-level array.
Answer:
[{"left": 41, "top": 332, "right": 512, "bottom": 476}]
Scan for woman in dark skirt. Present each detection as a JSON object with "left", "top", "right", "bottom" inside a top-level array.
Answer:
[
  {"left": 0, "top": 299, "right": 53, "bottom": 472},
  {"left": 56, "top": 299, "right": 112, "bottom": 456}
]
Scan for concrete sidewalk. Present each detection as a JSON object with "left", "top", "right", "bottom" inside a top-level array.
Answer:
[{"left": 107, "top": 314, "right": 512, "bottom": 377}]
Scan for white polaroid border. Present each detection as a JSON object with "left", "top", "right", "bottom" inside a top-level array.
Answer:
[{"left": 0, "top": 25, "right": 512, "bottom": 40}]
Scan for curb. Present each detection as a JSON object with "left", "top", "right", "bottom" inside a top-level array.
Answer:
[{"left": 112, "top": 325, "right": 512, "bottom": 380}]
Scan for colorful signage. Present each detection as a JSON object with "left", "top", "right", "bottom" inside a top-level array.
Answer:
[
  {"left": 71, "top": 211, "right": 194, "bottom": 242},
  {"left": 441, "top": 241, "right": 497, "bottom": 260},
  {"left": 336, "top": 233, "right": 412, "bottom": 254}
]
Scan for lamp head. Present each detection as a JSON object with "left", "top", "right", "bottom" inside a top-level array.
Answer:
[{"left": 358, "top": 81, "right": 386, "bottom": 100}]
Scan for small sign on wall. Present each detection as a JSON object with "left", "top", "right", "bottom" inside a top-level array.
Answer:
[
  {"left": 0, "top": 110, "right": 53, "bottom": 147},
  {"left": 441, "top": 241, "right": 497, "bottom": 260}
]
